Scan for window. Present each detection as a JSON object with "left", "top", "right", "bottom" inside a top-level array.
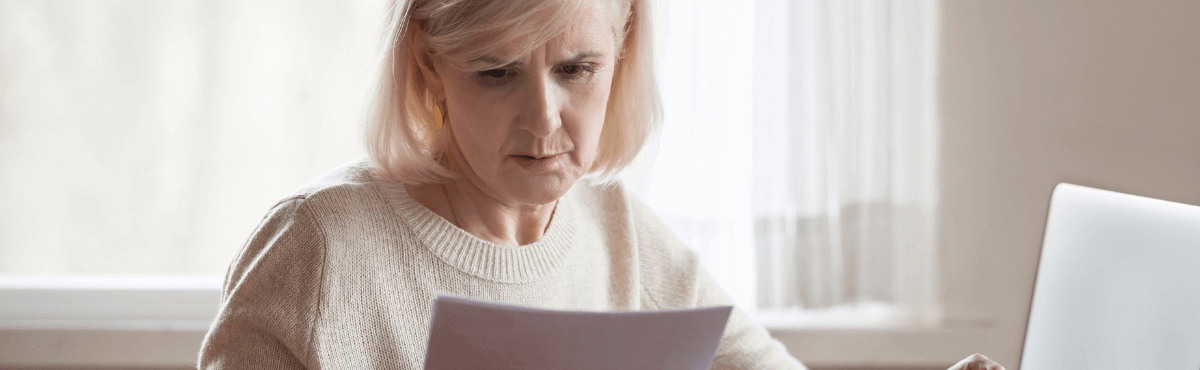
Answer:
[
  {"left": 1, "top": 0, "right": 939, "bottom": 326},
  {"left": 629, "top": 0, "right": 941, "bottom": 325},
  {"left": 0, "top": 1, "right": 381, "bottom": 276}
]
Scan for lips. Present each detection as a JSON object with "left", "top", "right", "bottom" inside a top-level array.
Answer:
[
  {"left": 512, "top": 153, "right": 564, "bottom": 160},
  {"left": 509, "top": 152, "right": 566, "bottom": 171}
]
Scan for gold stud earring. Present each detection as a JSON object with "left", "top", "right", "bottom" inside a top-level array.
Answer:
[{"left": 433, "top": 104, "right": 445, "bottom": 128}]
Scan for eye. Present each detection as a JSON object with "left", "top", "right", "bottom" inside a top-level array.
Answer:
[
  {"left": 474, "top": 68, "right": 518, "bottom": 87},
  {"left": 557, "top": 64, "right": 598, "bottom": 81}
]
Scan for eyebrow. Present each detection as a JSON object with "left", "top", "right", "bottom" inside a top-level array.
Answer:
[
  {"left": 558, "top": 51, "right": 602, "bottom": 64},
  {"left": 468, "top": 51, "right": 604, "bottom": 68}
]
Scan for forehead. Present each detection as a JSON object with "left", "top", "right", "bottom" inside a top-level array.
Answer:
[
  {"left": 446, "top": 1, "right": 621, "bottom": 70},
  {"left": 525, "top": 6, "right": 615, "bottom": 56}
]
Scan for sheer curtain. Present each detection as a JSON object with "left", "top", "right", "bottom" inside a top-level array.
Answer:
[
  {"left": 2, "top": 0, "right": 939, "bottom": 323},
  {"left": 630, "top": 0, "right": 940, "bottom": 323},
  {"left": 0, "top": 1, "right": 379, "bottom": 275},
  {"left": 751, "top": 0, "right": 941, "bottom": 322}
]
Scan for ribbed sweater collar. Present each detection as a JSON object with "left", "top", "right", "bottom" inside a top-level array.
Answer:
[{"left": 380, "top": 182, "right": 578, "bottom": 284}]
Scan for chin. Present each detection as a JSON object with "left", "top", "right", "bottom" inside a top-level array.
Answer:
[{"left": 507, "top": 171, "right": 580, "bottom": 205}]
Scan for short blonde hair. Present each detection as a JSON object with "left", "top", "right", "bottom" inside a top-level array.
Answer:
[{"left": 367, "top": 0, "right": 661, "bottom": 184}]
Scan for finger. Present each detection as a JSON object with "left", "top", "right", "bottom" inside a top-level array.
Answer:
[
  {"left": 980, "top": 361, "right": 1006, "bottom": 370},
  {"left": 970, "top": 353, "right": 990, "bottom": 370},
  {"left": 947, "top": 355, "right": 976, "bottom": 370},
  {"left": 948, "top": 354, "right": 999, "bottom": 370},
  {"left": 967, "top": 354, "right": 1006, "bottom": 370}
]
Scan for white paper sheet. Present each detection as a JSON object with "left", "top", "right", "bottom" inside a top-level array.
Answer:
[{"left": 423, "top": 295, "right": 733, "bottom": 370}]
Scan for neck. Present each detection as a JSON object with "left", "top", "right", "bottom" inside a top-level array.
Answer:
[
  {"left": 405, "top": 179, "right": 557, "bottom": 247},
  {"left": 447, "top": 179, "right": 557, "bottom": 247}
]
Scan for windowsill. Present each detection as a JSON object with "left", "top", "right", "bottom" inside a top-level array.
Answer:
[
  {"left": 0, "top": 276, "right": 993, "bottom": 368},
  {"left": 0, "top": 326, "right": 993, "bottom": 369},
  {"left": 752, "top": 305, "right": 996, "bottom": 368},
  {"left": 0, "top": 275, "right": 221, "bottom": 331},
  {"left": 767, "top": 325, "right": 994, "bottom": 369},
  {"left": 0, "top": 275, "right": 221, "bottom": 368}
]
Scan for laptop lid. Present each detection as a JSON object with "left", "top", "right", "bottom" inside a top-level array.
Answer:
[{"left": 1019, "top": 183, "right": 1200, "bottom": 369}]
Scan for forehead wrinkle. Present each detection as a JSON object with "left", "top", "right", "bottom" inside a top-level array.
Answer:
[
  {"left": 555, "top": 51, "right": 603, "bottom": 64},
  {"left": 434, "top": 0, "right": 603, "bottom": 70},
  {"left": 462, "top": 50, "right": 601, "bottom": 73},
  {"left": 466, "top": 55, "right": 516, "bottom": 67},
  {"left": 547, "top": 5, "right": 617, "bottom": 58}
]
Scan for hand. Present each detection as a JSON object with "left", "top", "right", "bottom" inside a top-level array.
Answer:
[{"left": 947, "top": 354, "right": 1006, "bottom": 370}]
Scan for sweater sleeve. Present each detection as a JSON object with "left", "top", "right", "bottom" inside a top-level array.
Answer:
[
  {"left": 629, "top": 194, "right": 806, "bottom": 370},
  {"left": 198, "top": 198, "right": 326, "bottom": 369}
]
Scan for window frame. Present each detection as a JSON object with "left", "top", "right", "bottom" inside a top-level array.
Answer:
[{"left": 0, "top": 275, "right": 993, "bottom": 369}]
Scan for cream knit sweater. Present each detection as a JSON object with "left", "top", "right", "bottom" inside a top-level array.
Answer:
[{"left": 198, "top": 159, "right": 805, "bottom": 369}]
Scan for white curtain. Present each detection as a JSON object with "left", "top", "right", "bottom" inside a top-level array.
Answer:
[
  {"left": 0, "top": 1, "right": 378, "bottom": 275},
  {"left": 2, "top": 0, "right": 940, "bottom": 324},
  {"left": 751, "top": 0, "right": 941, "bottom": 320},
  {"left": 626, "top": 0, "right": 940, "bottom": 322}
]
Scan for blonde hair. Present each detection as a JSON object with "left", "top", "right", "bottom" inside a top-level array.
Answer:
[{"left": 367, "top": 0, "right": 661, "bottom": 184}]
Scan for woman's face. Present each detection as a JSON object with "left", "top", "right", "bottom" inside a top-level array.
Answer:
[{"left": 433, "top": 5, "right": 617, "bottom": 206}]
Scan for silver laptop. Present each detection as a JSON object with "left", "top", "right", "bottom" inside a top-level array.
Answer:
[{"left": 1019, "top": 183, "right": 1200, "bottom": 369}]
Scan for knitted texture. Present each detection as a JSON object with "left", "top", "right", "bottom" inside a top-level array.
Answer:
[{"left": 198, "top": 158, "right": 806, "bottom": 369}]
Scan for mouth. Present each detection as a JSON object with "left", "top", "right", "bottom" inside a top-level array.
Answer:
[
  {"left": 512, "top": 153, "right": 564, "bottom": 160},
  {"left": 509, "top": 152, "right": 566, "bottom": 171}
]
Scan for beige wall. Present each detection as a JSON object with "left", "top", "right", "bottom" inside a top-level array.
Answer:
[{"left": 940, "top": 0, "right": 1200, "bottom": 366}]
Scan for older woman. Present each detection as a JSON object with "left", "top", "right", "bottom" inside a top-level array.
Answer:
[{"left": 199, "top": 0, "right": 1004, "bottom": 369}]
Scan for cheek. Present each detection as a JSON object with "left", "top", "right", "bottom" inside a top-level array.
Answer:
[
  {"left": 571, "top": 79, "right": 614, "bottom": 160},
  {"left": 446, "top": 87, "right": 511, "bottom": 151}
]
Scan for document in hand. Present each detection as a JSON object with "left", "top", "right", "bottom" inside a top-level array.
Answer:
[{"left": 423, "top": 295, "right": 733, "bottom": 370}]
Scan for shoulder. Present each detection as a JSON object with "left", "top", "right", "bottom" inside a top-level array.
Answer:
[
  {"left": 205, "top": 158, "right": 402, "bottom": 366},
  {"left": 227, "top": 157, "right": 389, "bottom": 292},
  {"left": 568, "top": 179, "right": 705, "bottom": 309},
  {"left": 270, "top": 157, "right": 396, "bottom": 228},
  {"left": 284, "top": 157, "right": 379, "bottom": 207},
  {"left": 226, "top": 195, "right": 327, "bottom": 301},
  {"left": 207, "top": 190, "right": 329, "bottom": 365}
]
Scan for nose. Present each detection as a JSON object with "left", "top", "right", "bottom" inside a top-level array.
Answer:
[{"left": 517, "top": 73, "right": 562, "bottom": 138}]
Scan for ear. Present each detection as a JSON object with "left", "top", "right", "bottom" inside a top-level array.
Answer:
[{"left": 408, "top": 24, "right": 445, "bottom": 101}]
